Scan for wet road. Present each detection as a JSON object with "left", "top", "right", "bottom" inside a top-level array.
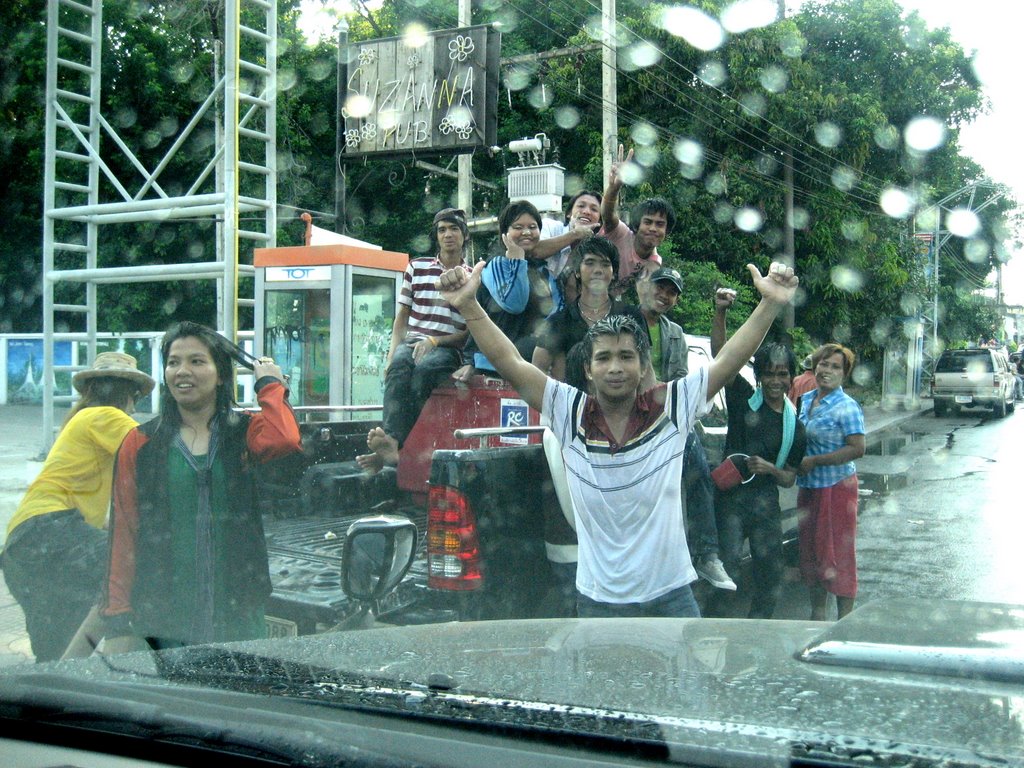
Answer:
[
  {"left": 774, "top": 405, "right": 1024, "bottom": 619},
  {"left": 854, "top": 405, "right": 1024, "bottom": 607}
]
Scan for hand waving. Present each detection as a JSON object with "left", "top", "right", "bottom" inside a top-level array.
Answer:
[
  {"left": 607, "top": 143, "right": 634, "bottom": 192},
  {"left": 747, "top": 262, "right": 798, "bottom": 306}
]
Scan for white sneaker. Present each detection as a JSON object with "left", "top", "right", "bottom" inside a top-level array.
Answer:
[{"left": 695, "top": 556, "right": 737, "bottom": 591}]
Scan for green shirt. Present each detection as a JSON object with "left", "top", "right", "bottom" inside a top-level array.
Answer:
[{"left": 166, "top": 449, "right": 267, "bottom": 643}]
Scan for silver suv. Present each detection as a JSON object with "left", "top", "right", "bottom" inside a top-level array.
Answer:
[{"left": 931, "top": 347, "right": 1016, "bottom": 418}]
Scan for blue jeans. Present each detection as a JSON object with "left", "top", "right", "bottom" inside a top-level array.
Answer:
[
  {"left": 576, "top": 584, "right": 701, "bottom": 618},
  {"left": 684, "top": 431, "right": 719, "bottom": 560}
]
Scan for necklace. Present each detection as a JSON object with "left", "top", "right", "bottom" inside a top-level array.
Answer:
[{"left": 578, "top": 298, "right": 610, "bottom": 323}]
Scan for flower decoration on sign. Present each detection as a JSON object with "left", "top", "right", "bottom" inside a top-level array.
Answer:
[
  {"left": 407, "top": 52, "right": 421, "bottom": 69},
  {"left": 344, "top": 129, "right": 362, "bottom": 148},
  {"left": 448, "top": 35, "right": 475, "bottom": 62},
  {"left": 455, "top": 123, "right": 474, "bottom": 140},
  {"left": 357, "top": 48, "right": 378, "bottom": 67},
  {"left": 360, "top": 124, "right": 377, "bottom": 141},
  {"left": 438, "top": 117, "right": 455, "bottom": 135}
]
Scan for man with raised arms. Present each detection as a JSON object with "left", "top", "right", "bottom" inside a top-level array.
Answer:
[{"left": 437, "top": 259, "right": 798, "bottom": 617}]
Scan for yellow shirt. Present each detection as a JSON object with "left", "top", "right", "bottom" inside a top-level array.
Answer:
[{"left": 8, "top": 406, "right": 138, "bottom": 534}]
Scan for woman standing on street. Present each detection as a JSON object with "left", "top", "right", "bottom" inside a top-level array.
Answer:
[
  {"left": 796, "top": 343, "right": 865, "bottom": 621},
  {"left": 2, "top": 352, "right": 155, "bottom": 662},
  {"left": 100, "top": 323, "right": 301, "bottom": 652}
]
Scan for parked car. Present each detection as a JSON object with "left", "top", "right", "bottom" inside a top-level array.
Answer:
[{"left": 931, "top": 347, "right": 1016, "bottom": 418}]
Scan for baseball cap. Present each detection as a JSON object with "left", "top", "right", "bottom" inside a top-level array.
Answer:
[{"left": 649, "top": 267, "right": 683, "bottom": 293}]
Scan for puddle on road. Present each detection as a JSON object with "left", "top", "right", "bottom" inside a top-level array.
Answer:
[
  {"left": 859, "top": 431, "right": 927, "bottom": 494},
  {"left": 864, "top": 431, "right": 926, "bottom": 456}
]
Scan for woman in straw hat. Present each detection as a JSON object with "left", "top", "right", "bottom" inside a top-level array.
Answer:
[
  {"left": 100, "top": 322, "right": 301, "bottom": 653},
  {"left": 1, "top": 351, "right": 155, "bottom": 662}
]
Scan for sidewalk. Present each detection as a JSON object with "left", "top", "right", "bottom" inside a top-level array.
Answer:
[{"left": 0, "top": 396, "right": 933, "bottom": 667}]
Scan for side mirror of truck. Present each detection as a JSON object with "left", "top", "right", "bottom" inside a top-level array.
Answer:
[{"left": 341, "top": 515, "right": 417, "bottom": 603}]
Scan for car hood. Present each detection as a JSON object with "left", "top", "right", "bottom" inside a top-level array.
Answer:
[{"left": 3, "top": 599, "right": 1023, "bottom": 766}]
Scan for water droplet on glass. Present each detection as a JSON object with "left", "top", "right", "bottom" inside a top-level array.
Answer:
[
  {"left": 964, "top": 238, "right": 990, "bottom": 264},
  {"left": 759, "top": 65, "right": 788, "bottom": 94},
  {"left": 720, "top": 0, "right": 778, "bottom": 33},
  {"left": 814, "top": 121, "right": 842, "bottom": 148},
  {"left": 735, "top": 207, "right": 763, "bottom": 232},
  {"left": 620, "top": 161, "right": 645, "bottom": 186},
  {"left": 631, "top": 121, "right": 658, "bottom": 146},
  {"left": 659, "top": 6, "right": 725, "bottom": 51},
  {"left": 831, "top": 265, "right": 865, "bottom": 292},
  {"left": 904, "top": 116, "right": 946, "bottom": 152},
  {"left": 874, "top": 124, "right": 899, "bottom": 150},
  {"left": 779, "top": 32, "right": 806, "bottom": 58},
  {"left": 880, "top": 187, "right": 913, "bottom": 219},
  {"left": 625, "top": 41, "right": 661, "bottom": 69},
  {"left": 527, "top": 85, "right": 553, "bottom": 110},
  {"left": 344, "top": 94, "right": 372, "bottom": 119},
  {"left": 946, "top": 208, "right": 981, "bottom": 238},
  {"left": 698, "top": 60, "right": 727, "bottom": 86},
  {"left": 740, "top": 92, "right": 766, "bottom": 117},
  {"left": 402, "top": 23, "right": 429, "bottom": 48},
  {"left": 555, "top": 107, "right": 580, "bottom": 129},
  {"left": 713, "top": 201, "right": 734, "bottom": 224},
  {"left": 831, "top": 166, "right": 857, "bottom": 192}
]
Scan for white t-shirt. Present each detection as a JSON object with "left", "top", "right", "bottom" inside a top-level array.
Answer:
[
  {"left": 542, "top": 371, "right": 710, "bottom": 604},
  {"left": 540, "top": 218, "right": 573, "bottom": 279}
]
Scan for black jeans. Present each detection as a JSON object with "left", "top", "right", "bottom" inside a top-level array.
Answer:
[
  {"left": 2, "top": 510, "right": 107, "bottom": 662},
  {"left": 382, "top": 341, "right": 462, "bottom": 445},
  {"left": 711, "top": 486, "right": 783, "bottom": 618}
]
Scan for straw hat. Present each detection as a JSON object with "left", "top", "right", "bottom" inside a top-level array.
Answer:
[{"left": 72, "top": 351, "right": 156, "bottom": 396}]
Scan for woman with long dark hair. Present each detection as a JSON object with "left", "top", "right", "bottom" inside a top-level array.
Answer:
[
  {"left": 2, "top": 352, "right": 155, "bottom": 661},
  {"left": 100, "top": 323, "right": 301, "bottom": 651}
]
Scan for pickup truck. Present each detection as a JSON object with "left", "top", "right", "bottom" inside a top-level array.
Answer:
[{"left": 258, "top": 336, "right": 765, "bottom": 635}]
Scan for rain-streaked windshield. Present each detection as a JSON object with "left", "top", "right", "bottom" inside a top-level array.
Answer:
[{"left": 1, "top": 0, "right": 1022, "bottom": 766}]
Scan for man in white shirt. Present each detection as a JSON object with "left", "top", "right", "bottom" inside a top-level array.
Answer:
[{"left": 436, "top": 259, "right": 798, "bottom": 617}]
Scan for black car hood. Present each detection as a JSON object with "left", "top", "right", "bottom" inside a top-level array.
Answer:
[{"left": 3, "top": 599, "right": 1023, "bottom": 766}]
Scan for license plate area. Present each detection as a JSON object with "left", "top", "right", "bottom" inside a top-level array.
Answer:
[
  {"left": 954, "top": 395, "right": 973, "bottom": 404},
  {"left": 265, "top": 616, "right": 298, "bottom": 638}
]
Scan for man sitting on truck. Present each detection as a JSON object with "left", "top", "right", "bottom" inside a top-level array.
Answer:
[
  {"left": 358, "top": 208, "right": 470, "bottom": 473},
  {"left": 436, "top": 259, "right": 798, "bottom": 618}
]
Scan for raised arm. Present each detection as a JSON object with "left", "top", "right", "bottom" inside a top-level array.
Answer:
[
  {"left": 438, "top": 262, "right": 549, "bottom": 411},
  {"left": 708, "top": 263, "right": 797, "bottom": 400},
  {"left": 710, "top": 287, "right": 737, "bottom": 357},
  {"left": 601, "top": 144, "right": 632, "bottom": 233}
]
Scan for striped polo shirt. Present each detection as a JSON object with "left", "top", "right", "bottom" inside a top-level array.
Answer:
[
  {"left": 542, "top": 370, "right": 709, "bottom": 604},
  {"left": 400, "top": 257, "right": 467, "bottom": 339}
]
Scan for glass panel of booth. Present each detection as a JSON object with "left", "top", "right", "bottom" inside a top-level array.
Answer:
[{"left": 351, "top": 272, "right": 397, "bottom": 408}]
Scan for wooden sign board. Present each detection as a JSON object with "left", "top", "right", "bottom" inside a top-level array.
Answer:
[{"left": 340, "top": 25, "right": 500, "bottom": 159}]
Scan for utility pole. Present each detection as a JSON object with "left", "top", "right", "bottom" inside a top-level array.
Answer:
[
  {"left": 457, "top": 0, "right": 473, "bottom": 229},
  {"left": 335, "top": 16, "right": 349, "bottom": 233},
  {"left": 783, "top": 148, "right": 795, "bottom": 329},
  {"left": 602, "top": 0, "right": 617, "bottom": 183}
]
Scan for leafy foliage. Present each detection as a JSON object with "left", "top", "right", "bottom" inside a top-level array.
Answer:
[{"left": 0, "top": 0, "right": 1017, "bottom": 367}]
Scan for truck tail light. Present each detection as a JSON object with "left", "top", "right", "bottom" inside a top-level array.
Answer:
[{"left": 427, "top": 486, "right": 482, "bottom": 590}]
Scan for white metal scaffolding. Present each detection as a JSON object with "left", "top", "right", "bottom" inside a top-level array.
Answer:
[{"left": 41, "top": 0, "right": 278, "bottom": 448}]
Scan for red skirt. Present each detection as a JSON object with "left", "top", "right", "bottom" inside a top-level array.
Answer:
[{"left": 797, "top": 474, "right": 859, "bottom": 598}]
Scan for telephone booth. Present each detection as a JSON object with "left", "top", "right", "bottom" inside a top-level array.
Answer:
[{"left": 253, "top": 238, "right": 407, "bottom": 415}]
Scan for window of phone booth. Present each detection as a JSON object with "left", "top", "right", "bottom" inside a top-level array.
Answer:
[
  {"left": 350, "top": 272, "right": 397, "bottom": 407},
  {"left": 264, "top": 288, "right": 331, "bottom": 408}
]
